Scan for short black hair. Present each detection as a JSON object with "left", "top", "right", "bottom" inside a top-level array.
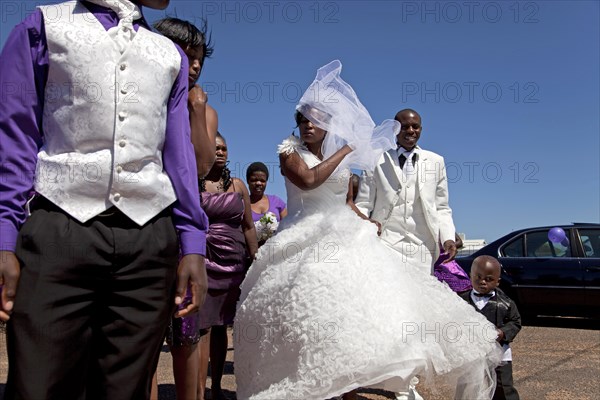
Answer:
[
  {"left": 246, "top": 162, "right": 269, "bottom": 181},
  {"left": 153, "top": 17, "right": 214, "bottom": 64},
  {"left": 396, "top": 108, "right": 420, "bottom": 119}
]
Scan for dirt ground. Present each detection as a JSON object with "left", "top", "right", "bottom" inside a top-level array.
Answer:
[{"left": 2, "top": 320, "right": 599, "bottom": 399}]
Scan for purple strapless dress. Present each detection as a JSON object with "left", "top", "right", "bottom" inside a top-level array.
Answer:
[
  {"left": 168, "top": 191, "right": 248, "bottom": 346},
  {"left": 200, "top": 191, "right": 248, "bottom": 328}
]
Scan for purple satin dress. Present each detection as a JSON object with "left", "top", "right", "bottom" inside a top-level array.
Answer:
[
  {"left": 200, "top": 191, "right": 248, "bottom": 328},
  {"left": 168, "top": 191, "right": 248, "bottom": 346}
]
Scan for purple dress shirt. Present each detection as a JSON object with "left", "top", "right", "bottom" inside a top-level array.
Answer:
[{"left": 0, "top": 2, "right": 208, "bottom": 255}]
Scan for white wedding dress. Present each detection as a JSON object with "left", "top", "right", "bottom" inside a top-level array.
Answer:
[{"left": 234, "top": 136, "right": 502, "bottom": 400}]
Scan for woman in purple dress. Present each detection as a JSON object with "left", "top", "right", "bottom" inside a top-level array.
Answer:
[
  {"left": 154, "top": 16, "right": 218, "bottom": 400},
  {"left": 246, "top": 162, "right": 287, "bottom": 246},
  {"left": 168, "top": 132, "right": 257, "bottom": 400},
  {"left": 197, "top": 132, "right": 258, "bottom": 399}
]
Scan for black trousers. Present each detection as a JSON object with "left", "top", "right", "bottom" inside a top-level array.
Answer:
[
  {"left": 5, "top": 198, "right": 179, "bottom": 400},
  {"left": 493, "top": 362, "right": 520, "bottom": 400}
]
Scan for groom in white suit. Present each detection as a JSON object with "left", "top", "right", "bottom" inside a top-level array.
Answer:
[{"left": 355, "top": 109, "right": 457, "bottom": 275}]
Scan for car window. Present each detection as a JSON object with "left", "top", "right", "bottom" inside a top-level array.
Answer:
[
  {"left": 525, "top": 230, "right": 572, "bottom": 258},
  {"left": 502, "top": 237, "right": 524, "bottom": 257},
  {"left": 578, "top": 229, "right": 600, "bottom": 257}
]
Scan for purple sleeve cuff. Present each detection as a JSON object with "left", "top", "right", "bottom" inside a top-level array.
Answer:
[
  {"left": 0, "top": 223, "right": 18, "bottom": 252},
  {"left": 179, "top": 230, "right": 207, "bottom": 256}
]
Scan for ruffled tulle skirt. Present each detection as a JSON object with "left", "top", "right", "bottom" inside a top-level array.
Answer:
[{"left": 234, "top": 206, "right": 502, "bottom": 399}]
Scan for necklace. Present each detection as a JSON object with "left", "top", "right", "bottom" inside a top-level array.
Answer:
[
  {"left": 200, "top": 166, "right": 231, "bottom": 193},
  {"left": 214, "top": 179, "right": 225, "bottom": 191},
  {"left": 200, "top": 178, "right": 225, "bottom": 192}
]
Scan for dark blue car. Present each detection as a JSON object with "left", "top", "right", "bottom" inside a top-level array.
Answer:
[{"left": 455, "top": 223, "right": 600, "bottom": 320}]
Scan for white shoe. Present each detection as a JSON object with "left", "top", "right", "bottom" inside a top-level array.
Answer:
[
  {"left": 395, "top": 377, "right": 425, "bottom": 400},
  {"left": 410, "top": 388, "right": 424, "bottom": 400},
  {"left": 394, "top": 390, "right": 424, "bottom": 400},
  {"left": 409, "top": 376, "right": 424, "bottom": 400},
  {"left": 395, "top": 392, "right": 410, "bottom": 400}
]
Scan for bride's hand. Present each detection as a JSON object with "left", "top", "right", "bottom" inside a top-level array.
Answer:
[
  {"left": 345, "top": 141, "right": 361, "bottom": 152},
  {"left": 342, "top": 144, "right": 355, "bottom": 153},
  {"left": 369, "top": 219, "right": 382, "bottom": 236}
]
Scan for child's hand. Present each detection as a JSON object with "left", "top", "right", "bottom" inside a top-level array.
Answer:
[{"left": 496, "top": 329, "right": 505, "bottom": 342}]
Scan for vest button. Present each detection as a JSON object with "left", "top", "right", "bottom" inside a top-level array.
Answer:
[
  {"left": 120, "top": 87, "right": 128, "bottom": 95},
  {"left": 116, "top": 166, "right": 123, "bottom": 173},
  {"left": 118, "top": 111, "right": 127, "bottom": 121},
  {"left": 119, "top": 140, "right": 127, "bottom": 148},
  {"left": 114, "top": 193, "right": 121, "bottom": 202},
  {"left": 120, "top": 63, "right": 127, "bottom": 71}
]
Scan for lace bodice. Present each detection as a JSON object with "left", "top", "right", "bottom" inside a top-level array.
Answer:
[{"left": 278, "top": 135, "right": 351, "bottom": 217}]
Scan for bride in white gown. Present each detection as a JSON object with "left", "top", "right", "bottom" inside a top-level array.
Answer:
[{"left": 234, "top": 61, "right": 501, "bottom": 400}]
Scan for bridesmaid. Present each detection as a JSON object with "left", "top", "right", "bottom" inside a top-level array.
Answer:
[
  {"left": 246, "top": 162, "right": 287, "bottom": 246},
  {"left": 152, "top": 17, "right": 217, "bottom": 400},
  {"left": 198, "top": 133, "right": 258, "bottom": 400}
]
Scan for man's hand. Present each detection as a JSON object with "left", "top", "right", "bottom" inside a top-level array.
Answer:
[
  {"left": 442, "top": 240, "right": 457, "bottom": 263},
  {"left": 174, "top": 254, "right": 207, "bottom": 319},
  {"left": 0, "top": 251, "right": 20, "bottom": 321}
]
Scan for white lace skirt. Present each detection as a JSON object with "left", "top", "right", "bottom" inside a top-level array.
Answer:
[{"left": 234, "top": 206, "right": 502, "bottom": 399}]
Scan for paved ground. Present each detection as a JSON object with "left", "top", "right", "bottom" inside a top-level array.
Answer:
[{"left": 1, "top": 318, "right": 599, "bottom": 399}]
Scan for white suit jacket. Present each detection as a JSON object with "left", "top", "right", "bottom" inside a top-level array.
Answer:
[{"left": 355, "top": 146, "right": 455, "bottom": 261}]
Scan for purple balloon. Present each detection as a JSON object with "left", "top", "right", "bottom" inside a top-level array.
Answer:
[
  {"left": 560, "top": 237, "right": 570, "bottom": 247},
  {"left": 548, "top": 227, "right": 566, "bottom": 244}
]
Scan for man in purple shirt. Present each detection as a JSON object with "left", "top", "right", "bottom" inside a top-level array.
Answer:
[{"left": 0, "top": 1, "right": 209, "bottom": 398}]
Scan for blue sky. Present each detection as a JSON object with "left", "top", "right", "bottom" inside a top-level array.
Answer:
[{"left": 1, "top": 0, "right": 599, "bottom": 242}]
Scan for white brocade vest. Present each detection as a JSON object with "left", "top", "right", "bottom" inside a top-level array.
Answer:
[{"left": 35, "top": 1, "right": 180, "bottom": 225}]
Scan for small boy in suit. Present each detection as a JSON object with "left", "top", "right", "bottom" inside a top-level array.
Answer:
[{"left": 460, "top": 255, "right": 521, "bottom": 400}]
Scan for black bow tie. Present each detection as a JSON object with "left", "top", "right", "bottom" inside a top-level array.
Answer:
[{"left": 473, "top": 291, "right": 494, "bottom": 298}]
